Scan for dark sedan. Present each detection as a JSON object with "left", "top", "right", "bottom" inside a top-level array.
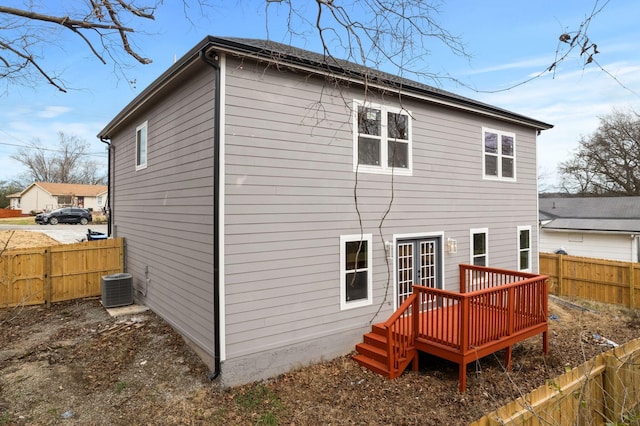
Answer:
[{"left": 35, "top": 207, "right": 93, "bottom": 225}]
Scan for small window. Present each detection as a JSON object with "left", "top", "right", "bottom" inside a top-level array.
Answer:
[
  {"left": 57, "top": 195, "right": 73, "bottom": 206},
  {"left": 483, "top": 128, "right": 515, "bottom": 180},
  {"left": 340, "top": 234, "right": 373, "bottom": 310},
  {"left": 136, "top": 121, "right": 148, "bottom": 170},
  {"left": 354, "top": 101, "right": 412, "bottom": 175},
  {"left": 97, "top": 195, "right": 103, "bottom": 206},
  {"left": 470, "top": 228, "right": 488, "bottom": 266},
  {"left": 517, "top": 226, "right": 531, "bottom": 271}
]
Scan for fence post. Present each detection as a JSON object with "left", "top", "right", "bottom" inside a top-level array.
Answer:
[
  {"left": 557, "top": 254, "right": 564, "bottom": 296},
  {"left": 44, "top": 247, "right": 52, "bottom": 308},
  {"left": 630, "top": 263, "right": 636, "bottom": 309}
]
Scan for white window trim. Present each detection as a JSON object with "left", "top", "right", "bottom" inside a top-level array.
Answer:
[
  {"left": 353, "top": 100, "right": 413, "bottom": 176},
  {"left": 469, "top": 227, "right": 489, "bottom": 291},
  {"left": 340, "top": 234, "right": 373, "bottom": 310},
  {"left": 517, "top": 225, "right": 532, "bottom": 272},
  {"left": 136, "top": 121, "right": 148, "bottom": 171},
  {"left": 482, "top": 127, "right": 516, "bottom": 181},
  {"left": 470, "top": 227, "right": 489, "bottom": 266}
]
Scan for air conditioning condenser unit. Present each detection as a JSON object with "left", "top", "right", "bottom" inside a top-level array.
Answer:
[{"left": 101, "top": 273, "right": 133, "bottom": 308}]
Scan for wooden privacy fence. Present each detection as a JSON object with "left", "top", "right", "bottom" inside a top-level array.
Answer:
[
  {"left": 540, "top": 252, "right": 640, "bottom": 309},
  {"left": 0, "top": 209, "right": 24, "bottom": 218},
  {"left": 471, "top": 337, "right": 640, "bottom": 425},
  {"left": 0, "top": 238, "right": 124, "bottom": 308}
]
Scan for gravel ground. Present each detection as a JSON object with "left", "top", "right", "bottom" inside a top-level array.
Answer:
[{"left": 0, "top": 224, "right": 108, "bottom": 244}]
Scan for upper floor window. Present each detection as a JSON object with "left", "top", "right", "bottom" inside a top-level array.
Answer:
[
  {"left": 136, "top": 121, "right": 148, "bottom": 170},
  {"left": 354, "top": 101, "right": 412, "bottom": 175},
  {"left": 470, "top": 228, "right": 488, "bottom": 266},
  {"left": 483, "top": 128, "right": 515, "bottom": 180},
  {"left": 517, "top": 225, "right": 532, "bottom": 271}
]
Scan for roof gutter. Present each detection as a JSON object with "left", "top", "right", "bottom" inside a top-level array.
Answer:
[
  {"left": 199, "top": 45, "right": 222, "bottom": 381},
  {"left": 204, "top": 36, "right": 553, "bottom": 131},
  {"left": 99, "top": 136, "right": 113, "bottom": 237}
]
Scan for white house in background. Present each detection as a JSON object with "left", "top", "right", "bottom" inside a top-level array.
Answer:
[
  {"left": 17, "top": 182, "right": 108, "bottom": 214},
  {"left": 539, "top": 196, "right": 640, "bottom": 262}
]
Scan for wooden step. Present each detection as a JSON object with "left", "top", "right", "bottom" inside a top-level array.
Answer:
[
  {"left": 352, "top": 353, "right": 391, "bottom": 377},
  {"left": 371, "top": 323, "right": 386, "bottom": 335},
  {"left": 363, "top": 332, "right": 387, "bottom": 349},
  {"left": 355, "top": 342, "right": 388, "bottom": 364}
]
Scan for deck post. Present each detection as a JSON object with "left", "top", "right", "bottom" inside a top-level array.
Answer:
[
  {"left": 412, "top": 294, "right": 419, "bottom": 371},
  {"left": 458, "top": 362, "right": 467, "bottom": 392},
  {"left": 459, "top": 264, "right": 466, "bottom": 293}
]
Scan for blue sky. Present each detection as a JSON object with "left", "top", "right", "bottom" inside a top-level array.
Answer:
[{"left": 1, "top": 1, "right": 639, "bottom": 190}]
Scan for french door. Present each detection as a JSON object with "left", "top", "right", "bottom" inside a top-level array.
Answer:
[{"left": 396, "top": 237, "right": 442, "bottom": 308}]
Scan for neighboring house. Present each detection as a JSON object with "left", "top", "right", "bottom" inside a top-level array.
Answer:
[
  {"left": 97, "top": 36, "right": 553, "bottom": 387},
  {"left": 7, "top": 193, "right": 21, "bottom": 210},
  {"left": 539, "top": 196, "right": 640, "bottom": 262},
  {"left": 17, "top": 182, "right": 108, "bottom": 214}
]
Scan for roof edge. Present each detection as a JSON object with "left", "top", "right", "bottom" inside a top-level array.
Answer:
[{"left": 98, "top": 36, "right": 553, "bottom": 138}]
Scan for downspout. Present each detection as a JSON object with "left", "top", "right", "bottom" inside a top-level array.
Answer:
[
  {"left": 99, "top": 137, "right": 113, "bottom": 236},
  {"left": 199, "top": 46, "right": 222, "bottom": 381}
]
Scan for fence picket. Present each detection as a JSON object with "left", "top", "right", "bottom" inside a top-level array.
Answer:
[{"left": 0, "top": 238, "right": 124, "bottom": 308}]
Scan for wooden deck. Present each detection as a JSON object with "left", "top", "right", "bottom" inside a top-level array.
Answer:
[{"left": 353, "top": 264, "right": 549, "bottom": 391}]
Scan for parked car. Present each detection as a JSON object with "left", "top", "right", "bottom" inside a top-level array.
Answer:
[{"left": 35, "top": 207, "right": 92, "bottom": 225}]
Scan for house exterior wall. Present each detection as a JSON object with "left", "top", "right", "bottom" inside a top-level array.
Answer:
[
  {"left": 108, "top": 60, "right": 217, "bottom": 367},
  {"left": 219, "top": 55, "right": 541, "bottom": 385},
  {"left": 19, "top": 186, "right": 56, "bottom": 213},
  {"left": 540, "top": 229, "right": 636, "bottom": 262}
]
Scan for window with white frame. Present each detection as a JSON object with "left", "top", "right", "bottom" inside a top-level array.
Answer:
[
  {"left": 470, "top": 228, "right": 488, "bottom": 266},
  {"left": 517, "top": 225, "right": 532, "bottom": 271},
  {"left": 482, "top": 127, "right": 515, "bottom": 180},
  {"left": 354, "top": 101, "right": 412, "bottom": 175},
  {"left": 340, "top": 234, "right": 373, "bottom": 310},
  {"left": 136, "top": 121, "right": 148, "bottom": 170}
]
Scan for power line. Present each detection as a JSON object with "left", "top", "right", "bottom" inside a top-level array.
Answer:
[{"left": 0, "top": 141, "right": 107, "bottom": 158}]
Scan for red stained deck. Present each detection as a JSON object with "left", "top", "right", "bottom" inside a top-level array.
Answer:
[{"left": 353, "top": 264, "right": 549, "bottom": 391}]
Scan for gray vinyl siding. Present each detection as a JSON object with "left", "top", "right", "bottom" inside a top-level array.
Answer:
[
  {"left": 222, "top": 56, "right": 540, "bottom": 363},
  {"left": 109, "top": 61, "right": 217, "bottom": 358}
]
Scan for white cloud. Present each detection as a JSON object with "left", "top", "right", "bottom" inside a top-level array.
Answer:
[{"left": 38, "top": 106, "right": 73, "bottom": 119}]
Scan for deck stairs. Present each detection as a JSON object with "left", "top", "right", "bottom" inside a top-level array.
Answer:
[{"left": 352, "top": 322, "right": 416, "bottom": 379}]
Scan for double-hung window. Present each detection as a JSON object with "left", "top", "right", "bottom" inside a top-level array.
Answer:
[
  {"left": 517, "top": 225, "right": 532, "bottom": 272},
  {"left": 482, "top": 127, "right": 515, "bottom": 180},
  {"left": 470, "top": 228, "right": 488, "bottom": 267},
  {"left": 136, "top": 121, "right": 148, "bottom": 170},
  {"left": 340, "top": 234, "right": 373, "bottom": 310},
  {"left": 354, "top": 101, "right": 412, "bottom": 175}
]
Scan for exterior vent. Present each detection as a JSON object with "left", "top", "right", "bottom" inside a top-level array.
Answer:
[{"left": 101, "top": 273, "right": 133, "bottom": 308}]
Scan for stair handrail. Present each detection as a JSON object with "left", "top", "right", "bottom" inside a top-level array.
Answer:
[{"left": 383, "top": 292, "right": 418, "bottom": 374}]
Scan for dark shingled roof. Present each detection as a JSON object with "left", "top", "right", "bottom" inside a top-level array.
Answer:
[
  {"left": 539, "top": 196, "right": 640, "bottom": 233},
  {"left": 207, "top": 36, "right": 553, "bottom": 130},
  {"left": 98, "top": 36, "right": 553, "bottom": 138}
]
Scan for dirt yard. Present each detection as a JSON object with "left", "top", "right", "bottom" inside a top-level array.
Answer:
[
  {"left": 0, "top": 231, "right": 60, "bottom": 250},
  {"left": 0, "top": 295, "right": 638, "bottom": 425}
]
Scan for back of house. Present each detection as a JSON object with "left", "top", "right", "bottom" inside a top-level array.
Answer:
[{"left": 98, "top": 36, "right": 552, "bottom": 386}]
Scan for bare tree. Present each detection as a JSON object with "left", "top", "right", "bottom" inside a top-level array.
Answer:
[
  {"left": 0, "top": 1, "right": 169, "bottom": 92},
  {"left": 268, "top": 0, "right": 468, "bottom": 84},
  {"left": 10, "top": 132, "right": 106, "bottom": 185},
  {"left": 559, "top": 108, "right": 640, "bottom": 195}
]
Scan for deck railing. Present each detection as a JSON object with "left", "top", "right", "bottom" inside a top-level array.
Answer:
[
  {"left": 415, "top": 265, "right": 548, "bottom": 353},
  {"left": 381, "top": 265, "right": 548, "bottom": 380},
  {"left": 383, "top": 293, "right": 418, "bottom": 375}
]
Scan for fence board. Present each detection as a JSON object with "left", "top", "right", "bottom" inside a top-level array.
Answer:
[
  {"left": 0, "top": 238, "right": 124, "bottom": 307},
  {"left": 471, "top": 338, "right": 640, "bottom": 425},
  {"left": 540, "top": 252, "right": 640, "bottom": 308}
]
